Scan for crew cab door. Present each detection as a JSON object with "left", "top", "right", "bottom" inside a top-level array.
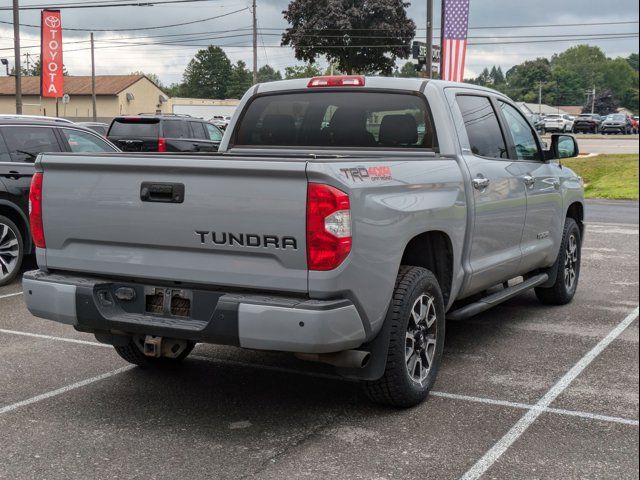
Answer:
[
  {"left": 454, "top": 94, "right": 527, "bottom": 295},
  {"left": 497, "top": 100, "right": 564, "bottom": 272}
]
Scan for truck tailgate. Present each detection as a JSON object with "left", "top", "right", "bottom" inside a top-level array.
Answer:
[{"left": 38, "top": 154, "right": 308, "bottom": 293}]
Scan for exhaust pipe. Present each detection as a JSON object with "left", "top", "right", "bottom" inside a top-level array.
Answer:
[{"left": 296, "top": 350, "right": 371, "bottom": 369}]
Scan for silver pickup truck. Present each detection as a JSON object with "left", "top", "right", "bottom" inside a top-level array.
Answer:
[{"left": 23, "top": 77, "right": 584, "bottom": 407}]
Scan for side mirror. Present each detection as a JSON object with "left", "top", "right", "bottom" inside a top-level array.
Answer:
[{"left": 545, "top": 134, "right": 579, "bottom": 160}]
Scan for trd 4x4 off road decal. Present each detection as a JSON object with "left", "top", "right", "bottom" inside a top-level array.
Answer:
[{"left": 340, "top": 166, "right": 392, "bottom": 182}]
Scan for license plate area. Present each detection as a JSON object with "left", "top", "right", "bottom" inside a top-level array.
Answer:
[{"left": 144, "top": 287, "right": 192, "bottom": 318}]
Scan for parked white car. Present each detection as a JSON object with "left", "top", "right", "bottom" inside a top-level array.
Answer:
[{"left": 544, "top": 114, "right": 574, "bottom": 133}]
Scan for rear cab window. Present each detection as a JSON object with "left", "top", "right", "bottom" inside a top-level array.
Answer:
[
  {"left": 234, "top": 91, "right": 437, "bottom": 149},
  {"left": 108, "top": 118, "right": 159, "bottom": 137}
]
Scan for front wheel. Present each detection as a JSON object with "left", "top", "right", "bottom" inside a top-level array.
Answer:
[
  {"left": 535, "top": 218, "right": 581, "bottom": 305},
  {"left": 0, "top": 215, "right": 24, "bottom": 287},
  {"left": 363, "top": 266, "right": 445, "bottom": 408}
]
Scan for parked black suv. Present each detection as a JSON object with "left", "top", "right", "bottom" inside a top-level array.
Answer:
[
  {"left": 107, "top": 114, "right": 224, "bottom": 152},
  {"left": 0, "top": 117, "right": 119, "bottom": 286},
  {"left": 572, "top": 114, "right": 602, "bottom": 134}
]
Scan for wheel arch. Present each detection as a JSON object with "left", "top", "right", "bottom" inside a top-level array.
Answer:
[
  {"left": 0, "top": 200, "right": 32, "bottom": 253},
  {"left": 400, "top": 230, "right": 454, "bottom": 306},
  {"left": 566, "top": 201, "right": 584, "bottom": 239}
]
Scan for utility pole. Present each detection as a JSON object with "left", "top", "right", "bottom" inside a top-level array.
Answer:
[
  {"left": 252, "top": 0, "right": 257, "bottom": 84},
  {"left": 426, "top": 0, "right": 433, "bottom": 78},
  {"left": 538, "top": 82, "right": 542, "bottom": 115},
  {"left": 13, "top": 0, "right": 22, "bottom": 114},
  {"left": 591, "top": 86, "right": 596, "bottom": 114},
  {"left": 23, "top": 52, "right": 31, "bottom": 74},
  {"left": 91, "top": 32, "right": 97, "bottom": 121}
]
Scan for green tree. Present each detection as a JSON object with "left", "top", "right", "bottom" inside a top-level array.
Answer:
[
  {"left": 284, "top": 63, "right": 323, "bottom": 79},
  {"left": 626, "top": 53, "right": 639, "bottom": 72},
  {"left": 257, "top": 65, "right": 282, "bottom": 83},
  {"left": 282, "top": 0, "right": 416, "bottom": 75},
  {"left": 504, "top": 58, "right": 553, "bottom": 102},
  {"left": 490, "top": 66, "right": 505, "bottom": 85},
  {"left": 397, "top": 61, "right": 418, "bottom": 78},
  {"left": 227, "top": 61, "right": 253, "bottom": 98},
  {"left": 550, "top": 45, "right": 607, "bottom": 96},
  {"left": 182, "top": 46, "right": 232, "bottom": 99},
  {"left": 601, "top": 58, "right": 639, "bottom": 112},
  {"left": 585, "top": 89, "right": 619, "bottom": 116}
]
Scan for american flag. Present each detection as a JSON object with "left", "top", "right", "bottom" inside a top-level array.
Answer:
[{"left": 440, "top": 0, "right": 470, "bottom": 82}]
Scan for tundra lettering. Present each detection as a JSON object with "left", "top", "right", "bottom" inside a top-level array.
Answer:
[{"left": 195, "top": 231, "right": 298, "bottom": 250}]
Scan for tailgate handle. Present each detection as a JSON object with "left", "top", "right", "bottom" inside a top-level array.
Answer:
[{"left": 140, "top": 182, "right": 185, "bottom": 203}]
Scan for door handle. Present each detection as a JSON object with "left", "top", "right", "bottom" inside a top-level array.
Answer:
[
  {"left": 472, "top": 177, "right": 490, "bottom": 190},
  {"left": 523, "top": 175, "right": 535, "bottom": 187}
]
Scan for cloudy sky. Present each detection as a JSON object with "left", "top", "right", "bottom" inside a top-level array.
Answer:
[{"left": 0, "top": 0, "right": 638, "bottom": 86}]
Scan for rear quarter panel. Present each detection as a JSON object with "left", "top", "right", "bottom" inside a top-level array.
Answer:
[{"left": 307, "top": 157, "right": 467, "bottom": 339}]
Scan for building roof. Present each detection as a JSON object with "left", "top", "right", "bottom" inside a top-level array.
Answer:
[
  {"left": 0, "top": 75, "right": 151, "bottom": 96},
  {"left": 517, "top": 102, "right": 570, "bottom": 116},
  {"left": 558, "top": 106, "right": 583, "bottom": 116}
]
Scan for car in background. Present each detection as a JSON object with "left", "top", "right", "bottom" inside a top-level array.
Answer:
[
  {"left": 630, "top": 116, "right": 639, "bottom": 134},
  {"left": 0, "top": 114, "right": 74, "bottom": 125},
  {"left": 600, "top": 114, "right": 633, "bottom": 134},
  {"left": 572, "top": 114, "right": 602, "bottom": 134},
  {"left": 0, "top": 117, "right": 120, "bottom": 286},
  {"left": 544, "top": 114, "right": 574, "bottom": 133},
  {"left": 210, "top": 115, "right": 232, "bottom": 130},
  {"left": 107, "top": 114, "right": 224, "bottom": 152},
  {"left": 77, "top": 121, "right": 110, "bottom": 136}
]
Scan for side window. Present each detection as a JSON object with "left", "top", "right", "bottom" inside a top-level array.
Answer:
[
  {"left": 0, "top": 132, "right": 11, "bottom": 162},
  {"left": 205, "top": 124, "right": 223, "bottom": 142},
  {"left": 456, "top": 95, "right": 507, "bottom": 159},
  {"left": 498, "top": 102, "right": 541, "bottom": 161},
  {"left": 2, "top": 126, "right": 61, "bottom": 162},
  {"left": 189, "top": 122, "right": 207, "bottom": 140},
  {"left": 162, "top": 120, "right": 190, "bottom": 138},
  {"left": 61, "top": 128, "right": 117, "bottom": 153}
]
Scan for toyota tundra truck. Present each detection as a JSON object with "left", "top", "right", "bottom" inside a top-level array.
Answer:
[{"left": 23, "top": 77, "right": 584, "bottom": 407}]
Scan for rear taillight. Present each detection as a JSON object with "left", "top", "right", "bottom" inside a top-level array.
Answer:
[
  {"left": 29, "top": 172, "right": 46, "bottom": 248},
  {"left": 307, "top": 183, "right": 352, "bottom": 271},
  {"left": 158, "top": 137, "right": 167, "bottom": 152}
]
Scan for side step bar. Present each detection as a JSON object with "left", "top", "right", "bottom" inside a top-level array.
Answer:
[{"left": 447, "top": 273, "right": 549, "bottom": 321}]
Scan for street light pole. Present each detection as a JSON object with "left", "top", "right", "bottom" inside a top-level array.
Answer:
[
  {"left": 252, "top": 0, "right": 257, "bottom": 85},
  {"left": 13, "top": 0, "right": 22, "bottom": 114},
  {"left": 426, "top": 0, "right": 433, "bottom": 78},
  {"left": 91, "top": 32, "right": 97, "bottom": 121}
]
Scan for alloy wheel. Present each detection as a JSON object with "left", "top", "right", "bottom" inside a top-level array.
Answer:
[
  {"left": 0, "top": 222, "right": 20, "bottom": 281},
  {"left": 564, "top": 233, "right": 579, "bottom": 291},
  {"left": 405, "top": 293, "right": 438, "bottom": 385}
]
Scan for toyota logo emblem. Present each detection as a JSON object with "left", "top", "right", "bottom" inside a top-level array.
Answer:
[{"left": 44, "top": 16, "right": 60, "bottom": 28}]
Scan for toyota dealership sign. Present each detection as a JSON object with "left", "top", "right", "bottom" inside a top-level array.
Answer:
[{"left": 40, "top": 10, "right": 64, "bottom": 98}]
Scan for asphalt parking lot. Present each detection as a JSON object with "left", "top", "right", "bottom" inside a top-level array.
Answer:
[{"left": 1, "top": 200, "right": 638, "bottom": 480}]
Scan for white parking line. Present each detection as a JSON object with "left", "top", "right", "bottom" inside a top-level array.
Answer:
[
  {"left": 0, "top": 328, "right": 110, "bottom": 348},
  {"left": 460, "top": 306, "right": 640, "bottom": 480},
  {"left": 0, "top": 291, "right": 22, "bottom": 300},
  {"left": 0, "top": 326, "right": 638, "bottom": 428},
  {"left": 0, "top": 366, "right": 134, "bottom": 416}
]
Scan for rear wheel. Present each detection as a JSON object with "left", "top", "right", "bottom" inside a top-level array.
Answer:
[
  {"left": 0, "top": 215, "right": 24, "bottom": 287},
  {"left": 114, "top": 336, "right": 195, "bottom": 367},
  {"left": 535, "top": 218, "right": 581, "bottom": 305},
  {"left": 363, "top": 266, "right": 445, "bottom": 408}
]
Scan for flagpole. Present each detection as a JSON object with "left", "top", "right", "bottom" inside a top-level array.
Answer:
[{"left": 439, "top": 0, "right": 445, "bottom": 79}]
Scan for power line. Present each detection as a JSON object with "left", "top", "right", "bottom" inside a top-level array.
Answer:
[
  {"left": 0, "top": 7, "right": 248, "bottom": 31},
  {"left": 0, "top": 0, "right": 223, "bottom": 11}
]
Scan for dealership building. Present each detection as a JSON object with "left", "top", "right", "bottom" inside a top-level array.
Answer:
[{"left": 0, "top": 74, "right": 240, "bottom": 122}]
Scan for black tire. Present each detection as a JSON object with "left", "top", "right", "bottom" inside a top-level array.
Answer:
[
  {"left": 363, "top": 266, "right": 445, "bottom": 408},
  {"left": 0, "top": 215, "right": 24, "bottom": 287},
  {"left": 114, "top": 336, "right": 195, "bottom": 367},
  {"left": 535, "top": 218, "right": 581, "bottom": 305}
]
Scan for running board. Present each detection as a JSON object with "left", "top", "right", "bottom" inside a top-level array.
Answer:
[{"left": 447, "top": 273, "right": 549, "bottom": 321}]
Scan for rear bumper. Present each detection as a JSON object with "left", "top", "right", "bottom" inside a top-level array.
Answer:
[{"left": 22, "top": 270, "right": 366, "bottom": 354}]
